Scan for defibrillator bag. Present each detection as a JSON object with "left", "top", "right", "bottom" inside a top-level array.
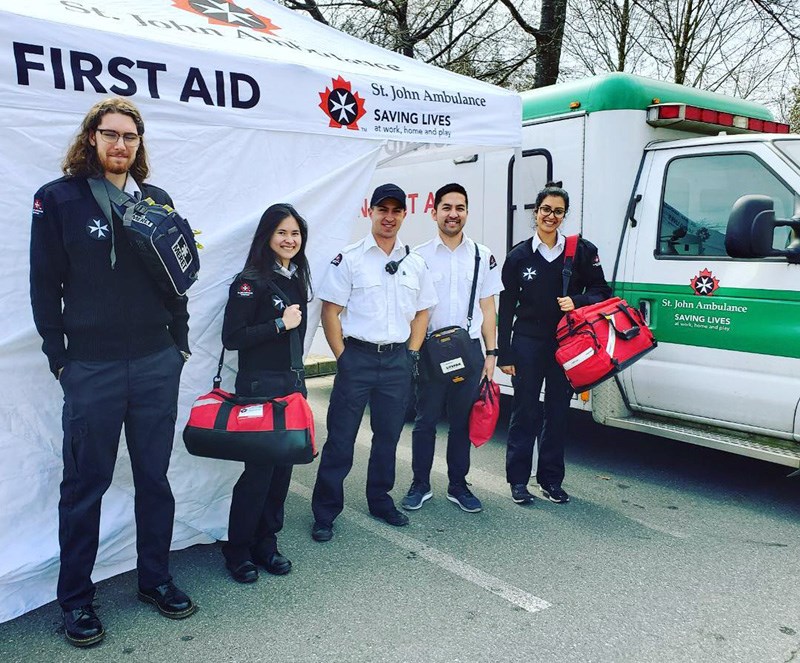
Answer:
[{"left": 423, "top": 243, "right": 481, "bottom": 384}]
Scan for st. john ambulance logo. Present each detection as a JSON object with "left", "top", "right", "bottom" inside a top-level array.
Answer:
[
  {"left": 690, "top": 268, "right": 720, "bottom": 296},
  {"left": 173, "top": 0, "right": 280, "bottom": 34},
  {"left": 319, "top": 76, "right": 366, "bottom": 130},
  {"left": 87, "top": 217, "right": 110, "bottom": 240}
]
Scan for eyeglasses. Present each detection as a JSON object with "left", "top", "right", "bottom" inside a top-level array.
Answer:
[
  {"left": 538, "top": 205, "right": 566, "bottom": 218},
  {"left": 96, "top": 129, "right": 141, "bottom": 146}
]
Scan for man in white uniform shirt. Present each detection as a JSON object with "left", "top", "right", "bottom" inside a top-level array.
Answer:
[
  {"left": 402, "top": 183, "right": 502, "bottom": 513},
  {"left": 311, "top": 184, "right": 437, "bottom": 542}
]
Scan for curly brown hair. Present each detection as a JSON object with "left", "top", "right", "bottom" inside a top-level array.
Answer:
[{"left": 62, "top": 97, "right": 150, "bottom": 182}]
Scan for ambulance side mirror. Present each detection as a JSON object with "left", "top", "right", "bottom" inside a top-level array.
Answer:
[{"left": 725, "top": 194, "right": 800, "bottom": 263}]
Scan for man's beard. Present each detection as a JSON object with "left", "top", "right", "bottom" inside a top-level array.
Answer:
[{"left": 100, "top": 152, "right": 134, "bottom": 175}]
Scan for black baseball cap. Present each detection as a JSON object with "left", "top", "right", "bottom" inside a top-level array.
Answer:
[{"left": 370, "top": 183, "right": 406, "bottom": 209}]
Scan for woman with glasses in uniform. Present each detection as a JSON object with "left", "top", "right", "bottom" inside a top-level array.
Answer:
[
  {"left": 220, "top": 203, "right": 311, "bottom": 583},
  {"left": 497, "top": 182, "right": 611, "bottom": 506}
]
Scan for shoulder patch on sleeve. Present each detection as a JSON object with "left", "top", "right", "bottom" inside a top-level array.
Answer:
[
  {"left": 236, "top": 282, "right": 254, "bottom": 298},
  {"left": 331, "top": 253, "right": 343, "bottom": 266},
  {"left": 33, "top": 198, "right": 44, "bottom": 216},
  {"left": 489, "top": 255, "right": 497, "bottom": 269},
  {"left": 593, "top": 254, "right": 602, "bottom": 267}
]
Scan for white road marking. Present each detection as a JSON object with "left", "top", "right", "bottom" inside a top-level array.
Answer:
[{"left": 289, "top": 482, "right": 551, "bottom": 614}]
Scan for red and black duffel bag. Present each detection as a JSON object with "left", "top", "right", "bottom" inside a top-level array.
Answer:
[
  {"left": 555, "top": 296, "right": 657, "bottom": 392},
  {"left": 554, "top": 235, "right": 657, "bottom": 393},
  {"left": 183, "top": 387, "right": 316, "bottom": 465}
]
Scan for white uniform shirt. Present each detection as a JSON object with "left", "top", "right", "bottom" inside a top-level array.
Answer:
[
  {"left": 531, "top": 230, "right": 566, "bottom": 262},
  {"left": 414, "top": 235, "right": 502, "bottom": 339},
  {"left": 124, "top": 175, "right": 142, "bottom": 198},
  {"left": 318, "top": 234, "right": 438, "bottom": 344}
]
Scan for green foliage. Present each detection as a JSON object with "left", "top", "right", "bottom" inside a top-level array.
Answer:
[{"left": 789, "top": 86, "right": 800, "bottom": 134}]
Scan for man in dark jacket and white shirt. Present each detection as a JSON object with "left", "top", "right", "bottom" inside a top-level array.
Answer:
[{"left": 29, "top": 98, "right": 195, "bottom": 648}]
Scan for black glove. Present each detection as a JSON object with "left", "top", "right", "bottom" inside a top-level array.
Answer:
[{"left": 408, "top": 349, "right": 421, "bottom": 382}]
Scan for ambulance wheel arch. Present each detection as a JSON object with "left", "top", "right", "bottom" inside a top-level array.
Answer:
[{"left": 616, "top": 142, "right": 800, "bottom": 440}]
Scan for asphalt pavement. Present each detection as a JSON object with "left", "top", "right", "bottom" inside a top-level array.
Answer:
[{"left": 1, "top": 375, "right": 799, "bottom": 663}]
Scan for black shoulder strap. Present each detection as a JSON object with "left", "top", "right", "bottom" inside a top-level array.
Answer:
[
  {"left": 214, "top": 276, "right": 305, "bottom": 390},
  {"left": 466, "top": 242, "right": 480, "bottom": 332},
  {"left": 262, "top": 278, "right": 304, "bottom": 376}
]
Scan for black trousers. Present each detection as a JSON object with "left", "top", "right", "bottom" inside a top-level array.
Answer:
[
  {"left": 312, "top": 343, "right": 411, "bottom": 526},
  {"left": 411, "top": 339, "right": 483, "bottom": 488},
  {"left": 223, "top": 370, "right": 304, "bottom": 565},
  {"left": 57, "top": 345, "right": 183, "bottom": 610},
  {"left": 506, "top": 334, "right": 572, "bottom": 487}
]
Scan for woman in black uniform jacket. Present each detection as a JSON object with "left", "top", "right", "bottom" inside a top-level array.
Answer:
[
  {"left": 221, "top": 203, "right": 311, "bottom": 583},
  {"left": 497, "top": 183, "right": 610, "bottom": 506}
]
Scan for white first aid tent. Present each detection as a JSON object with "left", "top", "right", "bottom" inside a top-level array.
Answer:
[{"left": 0, "top": 0, "right": 520, "bottom": 622}]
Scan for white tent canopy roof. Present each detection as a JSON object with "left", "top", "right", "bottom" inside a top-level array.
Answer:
[
  {"left": 0, "top": 0, "right": 520, "bottom": 624},
  {"left": 1, "top": 0, "right": 520, "bottom": 145}
]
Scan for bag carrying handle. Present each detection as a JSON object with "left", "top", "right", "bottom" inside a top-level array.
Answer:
[
  {"left": 604, "top": 303, "right": 641, "bottom": 340},
  {"left": 478, "top": 376, "right": 495, "bottom": 404}
]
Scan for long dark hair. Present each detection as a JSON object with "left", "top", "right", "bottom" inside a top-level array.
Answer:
[
  {"left": 241, "top": 203, "right": 312, "bottom": 299},
  {"left": 62, "top": 97, "right": 150, "bottom": 182}
]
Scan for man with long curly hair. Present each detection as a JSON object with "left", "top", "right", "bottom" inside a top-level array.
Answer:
[{"left": 29, "top": 98, "right": 195, "bottom": 648}]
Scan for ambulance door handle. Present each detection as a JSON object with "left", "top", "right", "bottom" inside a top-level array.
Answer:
[{"left": 638, "top": 299, "right": 651, "bottom": 326}]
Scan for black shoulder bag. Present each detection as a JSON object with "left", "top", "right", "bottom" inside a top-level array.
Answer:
[{"left": 422, "top": 243, "right": 481, "bottom": 384}]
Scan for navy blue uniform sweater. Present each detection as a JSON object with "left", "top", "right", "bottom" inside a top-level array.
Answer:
[
  {"left": 30, "top": 176, "right": 189, "bottom": 377},
  {"left": 222, "top": 271, "right": 308, "bottom": 373},
  {"left": 497, "top": 236, "right": 612, "bottom": 366}
]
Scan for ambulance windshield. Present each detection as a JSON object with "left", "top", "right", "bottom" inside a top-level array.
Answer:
[{"left": 774, "top": 139, "right": 800, "bottom": 171}]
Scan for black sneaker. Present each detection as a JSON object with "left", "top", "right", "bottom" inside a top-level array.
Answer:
[
  {"left": 400, "top": 481, "right": 432, "bottom": 510},
  {"left": 540, "top": 484, "right": 570, "bottom": 504},
  {"left": 510, "top": 483, "right": 535, "bottom": 505},
  {"left": 446, "top": 485, "right": 482, "bottom": 513}
]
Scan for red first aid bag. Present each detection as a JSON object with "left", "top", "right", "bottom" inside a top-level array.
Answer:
[
  {"left": 555, "top": 297, "right": 657, "bottom": 393},
  {"left": 469, "top": 378, "right": 501, "bottom": 447},
  {"left": 183, "top": 388, "right": 316, "bottom": 465}
]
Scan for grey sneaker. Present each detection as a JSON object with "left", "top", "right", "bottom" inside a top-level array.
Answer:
[
  {"left": 401, "top": 481, "right": 432, "bottom": 510},
  {"left": 446, "top": 485, "right": 482, "bottom": 513}
]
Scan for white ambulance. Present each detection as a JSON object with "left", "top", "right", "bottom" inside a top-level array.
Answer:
[{"left": 368, "top": 73, "right": 800, "bottom": 469}]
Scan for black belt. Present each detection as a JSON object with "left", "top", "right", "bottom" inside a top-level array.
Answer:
[{"left": 345, "top": 338, "right": 405, "bottom": 353}]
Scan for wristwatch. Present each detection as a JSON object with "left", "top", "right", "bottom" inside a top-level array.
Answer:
[
  {"left": 275, "top": 318, "right": 286, "bottom": 334},
  {"left": 485, "top": 349, "right": 498, "bottom": 356}
]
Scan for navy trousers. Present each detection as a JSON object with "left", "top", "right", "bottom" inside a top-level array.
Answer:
[
  {"left": 506, "top": 334, "right": 572, "bottom": 487},
  {"left": 411, "top": 339, "right": 483, "bottom": 488},
  {"left": 223, "top": 370, "right": 303, "bottom": 564},
  {"left": 312, "top": 343, "right": 411, "bottom": 526},
  {"left": 57, "top": 345, "right": 183, "bottom": 610}
]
